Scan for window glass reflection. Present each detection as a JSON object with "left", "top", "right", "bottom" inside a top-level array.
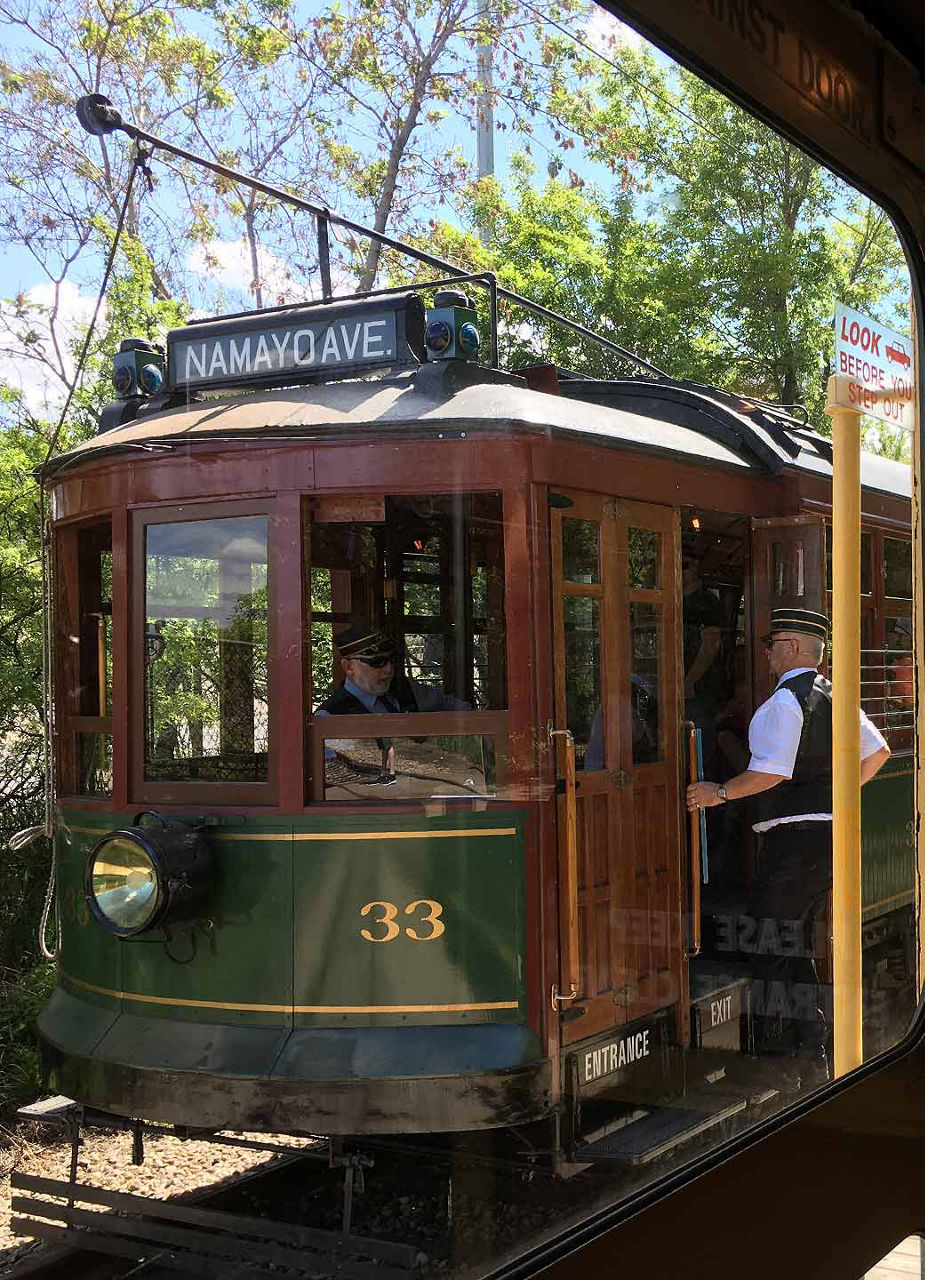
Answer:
[
  {"left": 562, "top": 517, "right": 600, "bottom": 583},
  {"left": 564, "top": 594, "right": 601, "bottom": 767},
  {"left": 322, "top": 734, "right": 498, "bottom": 800},
  {"left": 144, "top": 515, "right": 269, "bottom": 783},
  {"left": 630, "top": 601, "right": 660, "bottom": 763},
  {"left": 76, "top": 731, "right": 113, "bottom": 796},
  {"left": 885, "top": 537, "right": 912, "bottom": 598},
  {"left": 629, "top": 528, "right": 660, "bottom": 589}
]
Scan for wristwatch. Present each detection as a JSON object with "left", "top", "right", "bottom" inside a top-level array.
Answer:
[{"left": 716, "top": 784, "right": 728, "bottom": 802}]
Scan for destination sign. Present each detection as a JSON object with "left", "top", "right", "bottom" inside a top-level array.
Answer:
[
  {"left": 167, "top": 293, "right": 426, "bottom": 393},
  {"left": 831, "top": 301, "right": 914, "bottom": 428}
]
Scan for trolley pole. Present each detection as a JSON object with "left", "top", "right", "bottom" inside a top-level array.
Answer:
[{"left": 825, "top": 375, "right": 863, "bottom": 1078}]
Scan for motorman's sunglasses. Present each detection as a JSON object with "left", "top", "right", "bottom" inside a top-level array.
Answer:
[
  {"left": 762, "top": 635, "right": 796, "bottom": 651},
  {"left": 356, "top": 654, "right": 395, "bottom": 668}
]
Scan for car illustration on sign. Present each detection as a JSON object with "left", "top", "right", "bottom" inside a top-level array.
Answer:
[{"left": 885, "top": 340, "right": 911, "bottom": 369}]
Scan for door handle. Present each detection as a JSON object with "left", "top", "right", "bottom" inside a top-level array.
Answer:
[
  {"left": 550, "top": 727, "right": 580, "bottom": 1007},
  {"left": 682, "top": 720, "right": 702, "bottom": 958}
]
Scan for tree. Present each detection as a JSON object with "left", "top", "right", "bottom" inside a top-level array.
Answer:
[
  {"left": 0, "top": 389, "right": 49, "bottom": 973},
  {"left": 591, "top": 60, "right": 908, "bottom": 421},
  {"left": 296, "top": 0, "right": 605, "bottom": 291},
  {"left": 439, "top": 49, "right": 909, "bottom": 432}
]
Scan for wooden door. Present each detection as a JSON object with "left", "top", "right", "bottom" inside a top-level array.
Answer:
[{"left": 551, "top": 492, "right": 685, "bottom": 1047}]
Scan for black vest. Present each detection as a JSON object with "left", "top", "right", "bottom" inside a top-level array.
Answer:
[
  {"left": 752, "top": 671, "right": 833, "bottom": 825},
  {"left": 318, "top": 676, "right": 419, "bottom": 750}
]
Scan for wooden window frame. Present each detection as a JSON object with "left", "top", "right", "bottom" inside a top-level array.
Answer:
[
  {"left": 303, "top": 489, "right": 512, "bottom": 804},
  {"left": 131, "top": 498, "right": 278, "bottom": 805},
  {"left": 307, "top": 710, "right": 510, "bottom": 803},
  {"left": 54, "top": 516, "right": 113, "bottom": 800}
]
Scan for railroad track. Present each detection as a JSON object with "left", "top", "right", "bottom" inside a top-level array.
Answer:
[
  {"left": 5, "top": 1091, "right": 769, "bottom": 1279},
  {"left": 5, "top": 1112, "right": 425, "bottom": 1280}
]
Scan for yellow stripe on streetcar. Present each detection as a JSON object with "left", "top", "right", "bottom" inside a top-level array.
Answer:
[
  {"left": 66, "top": 827, "right": 517, "bottom": 841},
  {"left": 60, "top": 971, "right": 518, "bottom": 1015}
]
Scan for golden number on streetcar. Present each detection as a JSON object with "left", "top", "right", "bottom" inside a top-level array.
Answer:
[
  {"left": 359, "top": 900, "right": 400, "bottom": 943},
  {"left": 358, "top": 899, "right": 446, "bottom": 942},
  {"left": 404, "top": 899, "right": 446, "bottom": 941}
]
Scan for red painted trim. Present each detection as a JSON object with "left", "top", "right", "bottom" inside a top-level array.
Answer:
[
  {"left": 274, "top": 491, "right": 306, "bottom": 811},
  {"left": 111, "top": 506, "right": 129, "bottom": 809}
]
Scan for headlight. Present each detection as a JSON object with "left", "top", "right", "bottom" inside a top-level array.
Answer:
[
  {"left": 88, "top": 836, "right": 160, "bottom": 933},
  {"left": 85, "top": 813, "right": 211, "bottom": 938}
]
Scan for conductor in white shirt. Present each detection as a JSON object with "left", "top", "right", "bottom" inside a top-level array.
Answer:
[{"left": 686, "top": 606, "right": 890, "bottom": 1080}]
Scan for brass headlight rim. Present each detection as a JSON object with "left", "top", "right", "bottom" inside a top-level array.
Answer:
[{"left": 84, "top": 828, "right": 166, "bottom": 938}]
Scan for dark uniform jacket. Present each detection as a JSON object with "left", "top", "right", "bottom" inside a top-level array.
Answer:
[{"left": 752, "top": 671, "right": 833, "bottom": 921}]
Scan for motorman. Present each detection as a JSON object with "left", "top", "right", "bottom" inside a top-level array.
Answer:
[
  {"left": 316, "top": 624, "right": 469, "bottom": 784},
  {"left": 686, "top": 607, "right": 891, "bottom": 1085}
]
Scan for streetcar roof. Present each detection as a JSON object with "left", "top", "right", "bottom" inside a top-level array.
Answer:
[{"left": 45, "top": 364, "right": 912, "bottom": 501}]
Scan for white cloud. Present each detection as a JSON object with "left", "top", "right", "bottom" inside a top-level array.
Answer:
[
  {"left": 0, "top": 278, "right": 100, "bottom": 417},
  {"left": 186, "top": 238, "right": 355, "bottom": 306},
  {"left": 582, "top": 5, "right": 644, "bottom": 51}
]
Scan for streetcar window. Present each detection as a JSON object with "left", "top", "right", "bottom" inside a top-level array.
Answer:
[
  {"left": 143, "top": 515, "right": 269, "bottom": 784},
  {"left": 884, "top": 614, "right": 914, "bottom": 744},
  {"left": 629, "top": 528, "right": 660, "bottom": 590},
  {"left": 562, "top": 518, "right": 600, "bottom": 583},
  {"left": 320, "top": 733, "right": 500, "bottom": 801},
  {"left": 55, "top": 518, "right": 113, "bottom": 796},
  {"left": 824, "top": 529, "right": 912, "bottom": 752},
  {"left": 563, "top": 595, "right": 601, "bottom": 767},
  {"left": 885, "top": 537, "right": 912, "bottom": 598},
  {"left": 307, "top": 493, "right": 506, "bottom": 712},
  {"left": 629, "top": 602, "right": 660, "bottom": 764}
]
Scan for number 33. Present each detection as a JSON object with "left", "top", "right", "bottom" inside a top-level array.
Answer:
[{"left": 359, "top": 899, "right": 445, "bottom": 942}]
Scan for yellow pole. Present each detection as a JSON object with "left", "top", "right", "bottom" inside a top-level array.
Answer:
[
  {"left": 909, "top": 295, "right": 925, "bottom": 992},
  {"left": 825, "top": 375, "right": 863, "bottom": 1078}
]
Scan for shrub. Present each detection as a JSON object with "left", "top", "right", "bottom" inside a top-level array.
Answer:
[{"left": 0, "top": 962, "right": 56, "bottom": 1124}]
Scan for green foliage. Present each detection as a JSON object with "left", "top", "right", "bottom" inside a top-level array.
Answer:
[
  {"left": 441, "top": 59, "right": 908, "bottom": 429},
  {"left": 0, "top": 400, "right": 48, "bottom": 975},
  {"left": 0, "top": 963, "right": 56, "bottom": 1123}
]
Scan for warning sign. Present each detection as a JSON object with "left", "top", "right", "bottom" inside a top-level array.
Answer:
[{"left": 832, "top": 302, "right": 914, "bottom": 427}]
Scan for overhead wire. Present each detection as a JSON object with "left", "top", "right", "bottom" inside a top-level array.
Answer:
[{"left": 31, "top": 145, "right": 148, "bottom": 961}]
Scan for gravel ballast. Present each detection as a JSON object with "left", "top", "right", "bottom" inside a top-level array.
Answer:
[{"left": 0, "top": 1118, "right": 307, "bottom": 1275}]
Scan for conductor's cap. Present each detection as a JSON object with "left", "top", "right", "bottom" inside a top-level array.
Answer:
[
  {"left": 763, "top": 607, "right": 829, "bottom": 643},
  {"left": 334, "top": 625, "right": 395, "bottom": 661}
]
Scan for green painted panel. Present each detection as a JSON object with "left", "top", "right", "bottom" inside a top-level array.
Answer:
[
  {"left": 862, "top": 758, "right": 915, "bottom": 921},
  {"left": 56, "top": 815, "right": 121, "bottom": 1012},
  {"left": 292, "top": 811, "right": 527, "bottom": 1027},
  {"left": 56, "top": 808, "right": 527, "bottom": 1032},
  {"left": 118, "top": 829, "right": 293, "bottom": 1027},
  {"left": 59, "top": 809, "right": 292, "bottom": 1029}
]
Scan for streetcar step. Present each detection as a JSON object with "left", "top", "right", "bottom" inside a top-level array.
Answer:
[
  {"left": 16, "top": 1094, "right": 78, "bottom": 1123},
  {"left": 573, "top": 1095, "right": 747, "bottom": 1165}
]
